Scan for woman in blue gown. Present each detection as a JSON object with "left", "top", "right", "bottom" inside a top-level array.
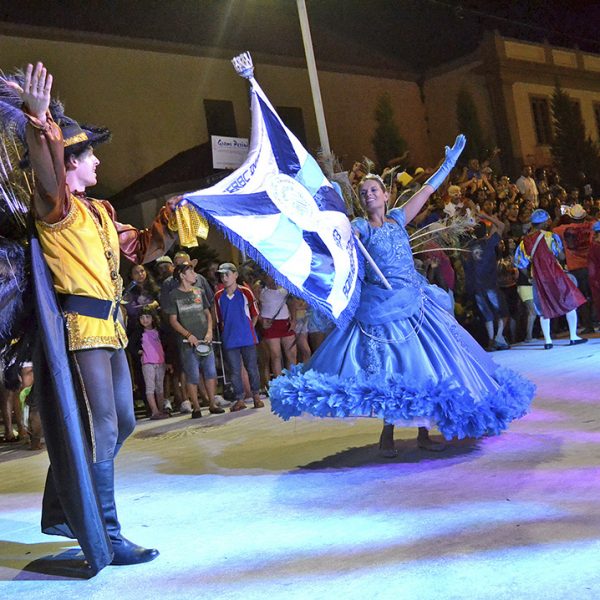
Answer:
[{"left": 270, "top": 136, "right": 535, "bottom": 457}]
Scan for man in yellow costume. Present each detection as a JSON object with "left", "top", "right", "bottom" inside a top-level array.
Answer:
[{"left": 9, "top": 62, "right": 178, "bottom": 573}]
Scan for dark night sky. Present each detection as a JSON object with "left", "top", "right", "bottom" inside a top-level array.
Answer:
[
  {"left": 318, "top": 0, "right": 600, "bottom": 70},
  {"left": 2, "top": 1, "right": 599, "bottom": 73}
]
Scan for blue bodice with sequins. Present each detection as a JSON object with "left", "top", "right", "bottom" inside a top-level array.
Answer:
[{"left": 353, "top": 208, "right": 424, "bottom": 291}]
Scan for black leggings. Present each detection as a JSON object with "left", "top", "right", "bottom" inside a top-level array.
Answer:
[{"left": 72, "top": 348, "right": 136, "bottom": 462}]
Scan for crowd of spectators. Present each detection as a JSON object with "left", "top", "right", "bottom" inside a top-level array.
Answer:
[
  {"left": 114, "top": 252, "right": 333, "bottom": 421},
  {"left": 3, "top": 150, "right": 599, "bottom": 443},
  {"left": 352, "top": 153, "right": 600, "bottom": 350}
]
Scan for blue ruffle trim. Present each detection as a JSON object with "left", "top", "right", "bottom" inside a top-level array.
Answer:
[{"left": 269, "top": 365, "right": 536, "bottom": 440}]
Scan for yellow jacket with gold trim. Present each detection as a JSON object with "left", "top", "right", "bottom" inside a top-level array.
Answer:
[{"left": 26, "top": 115, "right": 176, "bottom": 351}]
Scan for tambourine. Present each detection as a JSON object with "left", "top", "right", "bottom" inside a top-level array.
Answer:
[{"left": 195, "top": 342, "right": 212, "bottom": 357}]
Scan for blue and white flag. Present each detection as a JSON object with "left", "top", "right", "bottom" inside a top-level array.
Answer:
[{"left": 183, "top": 53, "right": 360, "bottom": 326}]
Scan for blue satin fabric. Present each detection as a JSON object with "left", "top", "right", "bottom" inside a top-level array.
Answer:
[
  {"left": 313, "top": 209, "right": 472, "bottom": 383},
  {"left": 310, "top": 286, "right": 498, "bottom": 397},
  {"left": 270, "top": 209, "right": 535, "bottom": 439}
]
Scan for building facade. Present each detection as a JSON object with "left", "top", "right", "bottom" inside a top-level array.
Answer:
[
  {"left": 424, "top": 31, "right": 600, "bottom": 173},
  {"left": 0, "top": 22, "right": 430, "bottom": 205},
  {"left": 2, "top": 24, "right": 599, "bottom": 230}
]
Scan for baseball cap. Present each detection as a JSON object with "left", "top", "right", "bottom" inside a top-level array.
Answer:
[
  {"left": 216, "top": 262, "right": 238, "bottom": 274},
  {"left": 155, "top": 256, "right": 173, "bottom": 265}
]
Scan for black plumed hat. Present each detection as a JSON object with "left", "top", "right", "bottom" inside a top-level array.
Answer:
[{"left": 60, "top": 118, "right": 111, "bottom": 159}]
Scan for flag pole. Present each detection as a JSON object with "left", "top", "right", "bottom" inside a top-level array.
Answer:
[
  {"left": 296, "top": 0, "right": 331, "bottom": 156},
  {"left": 355, "top": 237, "right": 393, "bottom": 290},
  {"left": 294, "top": 10, "right": 391, "bottom": 291}
]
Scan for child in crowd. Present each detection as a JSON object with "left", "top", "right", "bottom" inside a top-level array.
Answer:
[
  {"left": 130, "top": 307, "right": 170, "bottom": 420},
  {"left": 1, "top": 361, "right": 42, "bottom": 450},
  {"left": 164, "top": 262, "right": 223, "bottom": 418},
  {"left": 215, "top": 263, "right": 264, "bottom": 412},
  {"left": 19, "top": 363, "right": 43, "bottom": 450},
  {"left": 1, "top": 361, "right": 28, "bottom": 443}
]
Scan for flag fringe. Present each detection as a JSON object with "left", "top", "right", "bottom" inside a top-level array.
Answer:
[{"left": 197, "top": 208, "right": 362, "bottom": 330}]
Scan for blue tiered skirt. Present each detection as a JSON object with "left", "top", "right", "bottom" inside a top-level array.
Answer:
[{"left": 270, "top": 283, "right": 535, "bottom": 440}]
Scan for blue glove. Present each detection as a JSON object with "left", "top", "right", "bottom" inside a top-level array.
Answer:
[{"left": 425, "top": 134, "right": 467, "bottom": 192}]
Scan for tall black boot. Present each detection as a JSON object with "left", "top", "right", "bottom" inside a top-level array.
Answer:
[{"left": 91, "top": 459, "right": 159, "bottom": 565}]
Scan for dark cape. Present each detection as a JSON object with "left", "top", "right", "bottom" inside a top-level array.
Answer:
[{"left": 31, "top": 235, "right": 112, "bottom": 573}]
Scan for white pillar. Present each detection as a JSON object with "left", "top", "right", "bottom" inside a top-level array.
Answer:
[{"left": 296, "top": 0, "right": 331, "bottom": 156}]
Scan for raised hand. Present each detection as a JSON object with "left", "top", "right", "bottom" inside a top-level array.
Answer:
[
  {"left": 425, "top": 134, "right": 468, "bottom": 192},
  {"left": 166, "top": 195, "right": 183, "bottom": 211},
  {"left": 5, "top": 62, "right": 53, "bottom": 122},
  {"left": 444, "top": 134, "right": 467, "bottom": 165}
]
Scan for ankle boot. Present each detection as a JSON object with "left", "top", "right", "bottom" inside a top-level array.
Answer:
[{"left": 92, "top": 459, "right": 159, "bottom": 565}]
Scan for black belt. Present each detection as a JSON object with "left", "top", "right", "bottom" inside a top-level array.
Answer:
[{"left": 58, "top": 293, "right": 119, "bottom": 321}]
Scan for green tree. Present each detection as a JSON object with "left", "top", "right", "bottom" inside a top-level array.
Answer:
[
  {"left": 551, "top": 83, "right": 600, "bottom": 189},
  {"left": 456, "top": 88, "right": 488, "bottom": 163},
  {"left": 371, "top": 93, "right": 407, "bottom": 169}
]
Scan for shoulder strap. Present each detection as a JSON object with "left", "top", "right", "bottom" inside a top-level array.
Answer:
[
  {"left": 530, "top": 232, "right": 546, "bottom": 258},
  {"left": 272, "top": 291, "right": 289, "bottom": 319}
]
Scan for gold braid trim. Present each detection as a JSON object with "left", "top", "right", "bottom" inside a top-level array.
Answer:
[
  {"left": 65, "top": 313, "right": 122, "bottom": 351},
  {"left": 64, "top": 132, "right": 89, "bottom": 147},
  {"left": 35, "top": 197, "right": 79, "bottom": 231},
  {"left": 90, "top": 200, "right": 126, "bottom": 346}
]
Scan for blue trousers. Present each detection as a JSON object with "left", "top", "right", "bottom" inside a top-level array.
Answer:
[
  {"left": 223, "top": 345, "right": 261, "bottom": 400},
  {"left": 72, "top": 348, "right": 136, "bottom": 462}
]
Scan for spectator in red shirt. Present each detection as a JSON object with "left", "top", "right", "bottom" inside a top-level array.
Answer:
[{"left": 552, "top": 204, "right": 594, "bottom": 332}]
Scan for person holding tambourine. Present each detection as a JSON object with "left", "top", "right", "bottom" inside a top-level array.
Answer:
[{"left": 163, "top": 262, "right": 224, "bottom": 418}]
